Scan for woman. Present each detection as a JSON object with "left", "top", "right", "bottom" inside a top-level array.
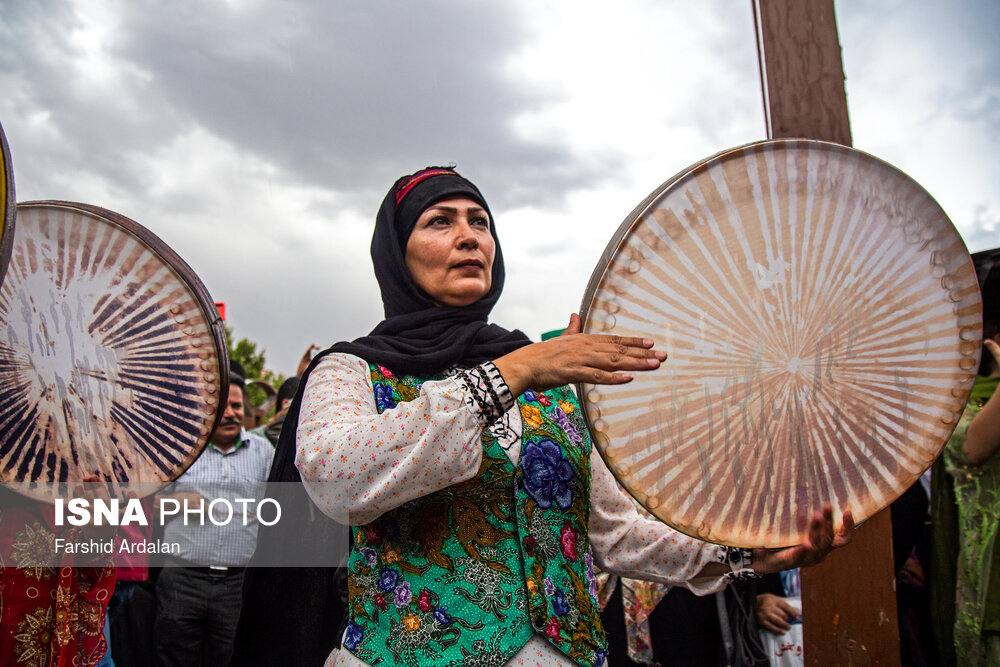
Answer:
[
  {"left": 939, "top": 333, "right": 1000, "bottom": 666},
  {"left": 290, "top": 167, "right": 852, "bottom": 667}
]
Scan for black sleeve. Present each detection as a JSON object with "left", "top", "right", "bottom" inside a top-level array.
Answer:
[{"left": 756, "top": 571, "right": 785, "bottom": 597}]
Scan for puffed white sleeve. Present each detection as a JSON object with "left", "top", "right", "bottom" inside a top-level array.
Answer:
[
  {"left": 587, "top": 446, "right": 755, "bottom": 595},
  {"left": 294, "top": 353, "right": 514, "bottom": 525}
]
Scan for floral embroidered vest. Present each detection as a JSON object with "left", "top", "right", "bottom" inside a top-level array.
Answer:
[{"left": 342, "top": 364, "right": 607, "bottom": 667}]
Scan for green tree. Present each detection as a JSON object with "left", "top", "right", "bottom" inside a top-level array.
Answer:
[
  {"left": 224, "top": 324, "right": 285, "bottom": 413},
  {"left": 226, "top": 324, "right": 266, "bottom": 379}
]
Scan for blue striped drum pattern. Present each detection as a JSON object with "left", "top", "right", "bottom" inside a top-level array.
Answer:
[
  {"left": 578, "top": 139, "right": 982, "bottom": 548},
  {"left": 0, "top": 202, "right": 224, "bottom": 499}
]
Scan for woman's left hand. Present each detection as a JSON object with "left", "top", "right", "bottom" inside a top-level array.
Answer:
[{"left": 751, "top": 504, "right": 855, "bottom": 574}]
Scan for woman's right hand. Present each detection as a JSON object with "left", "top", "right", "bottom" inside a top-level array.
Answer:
[{"left": 493, "top": 313, "right": 666, "bottom": 396}]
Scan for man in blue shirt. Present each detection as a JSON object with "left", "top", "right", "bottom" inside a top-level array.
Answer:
[{"left": 153, "top": 361, "right": 274, "bottom": 667}]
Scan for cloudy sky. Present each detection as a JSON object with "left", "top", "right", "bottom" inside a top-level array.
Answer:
[{"left": 1, "top": 0, "right": 997, "bottom": 375}]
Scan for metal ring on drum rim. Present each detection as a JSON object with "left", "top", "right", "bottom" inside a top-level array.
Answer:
[
  {"left": 0, "top": 120, "right": 15, "bottom": 288},
  {"left": 0, "top": 201, "right": 228, "bottom": 500},
  {"left": 577, "top": 139, "right": 982, "bottom": 548}
]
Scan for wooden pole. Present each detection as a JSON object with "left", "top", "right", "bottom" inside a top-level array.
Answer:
[
  {"left": 753, "top": 0, "right": 852, "bottom": 145},
  {"left": 753, "top": 1, "right": 901, "bottom": 664}
]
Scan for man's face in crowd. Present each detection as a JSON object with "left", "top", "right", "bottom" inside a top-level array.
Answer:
[{"left": 212, "top": 383, "right": 244, "bottom": 448}]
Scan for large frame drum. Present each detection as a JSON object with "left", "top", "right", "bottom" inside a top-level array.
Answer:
[
  {"left": 0, "top": 202, "right": 227, "bottom": 499},
  {"left": 578, "top": 139, "right": 982, "bottom": 548}
]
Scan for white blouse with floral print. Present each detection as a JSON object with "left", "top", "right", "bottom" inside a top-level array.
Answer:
[{"left": 296, "top": 353, "right": 752, "bottom": 667}]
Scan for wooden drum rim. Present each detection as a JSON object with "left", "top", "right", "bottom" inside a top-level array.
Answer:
[{"left": 0, "top": 121, "right": 15, "bottom": 289}]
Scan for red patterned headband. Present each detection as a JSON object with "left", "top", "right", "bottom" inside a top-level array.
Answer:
[{"left": 394, "top": 168, "right": 457, "bottom": 206}]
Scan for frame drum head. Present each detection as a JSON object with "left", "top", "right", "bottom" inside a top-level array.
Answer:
[
  {"left": 0, "top": 202, "right": 227, "bottom": 499},
  {"left": 0, "top": 120, "right": 14, "bottom": 288},
  {"left": 579, "top": 140, "right": 982, "bottom": 548}
]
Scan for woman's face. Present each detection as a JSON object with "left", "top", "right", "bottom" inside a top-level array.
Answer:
[{"left": 405, "top": 197, "right": 496, "bottom": 307}]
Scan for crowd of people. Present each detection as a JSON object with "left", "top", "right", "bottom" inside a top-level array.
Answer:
[{"left": 1, "top": 168, "right": 997, "bottom": 667}]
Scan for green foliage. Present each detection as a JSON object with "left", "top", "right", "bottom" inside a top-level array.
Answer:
[
  {"left": 225, "top": 324, "right": 265, "bottom": 379},
  {"left": 224, "top": 324, "right": 285, "bottom": 410}
]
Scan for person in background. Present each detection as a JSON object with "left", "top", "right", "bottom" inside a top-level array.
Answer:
[
  {"left": 0, "top": 478, "right": 116, "bottom": 666},
  {"left": 754, "top": 571, "right": 802, "bottom": 666},
  {"left": 298, "top": 343, "right": 321, "bottom": 377},
  {"left": 942, "top": 333, "right": 1000, "bottom": 665},
  {"left": 251, "top": 375, "right": 301, "bottom": 446},
  {"left": 153, "top": 360, "right": 274, "bottom": 667},
  {"left": 961, "top": 335, "right": 1000, "bottom": 465},
  {"left": 98, "top": 500, "right": 155, "bottom": 667},
  {"left": 933, "top": 247, "right": 1000, "bottom": 667}
]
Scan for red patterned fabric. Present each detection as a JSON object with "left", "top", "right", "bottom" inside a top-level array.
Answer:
[
  {"left": 392, "top": 168, "right": 456, "bottom": 205},
  {"left": 0, "top": 504, "right": 116, "bottom": 667}
]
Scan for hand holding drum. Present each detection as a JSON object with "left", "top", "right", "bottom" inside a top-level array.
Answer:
[{"left": 500, "top": 310, "right": 856, "bottom": 569}]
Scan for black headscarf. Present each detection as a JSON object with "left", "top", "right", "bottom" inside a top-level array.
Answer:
[
  {"left": 233, "top": 168, "right": 532, "bottom": 666},
  {"left": 328, "top": 166, "right": 531, "bottom": 375}
]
